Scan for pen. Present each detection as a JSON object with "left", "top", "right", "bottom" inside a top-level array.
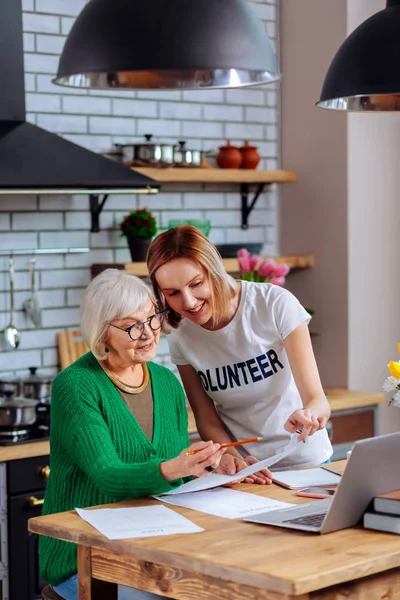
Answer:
[
  {"left": 296, "top": 429, "right": 307, "bottom": 444},
  {"left": 186, "top": 436, "right": 263, "bottom": 456}
]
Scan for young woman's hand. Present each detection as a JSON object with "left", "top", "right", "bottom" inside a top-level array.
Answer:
[
  {"left": 215, "top": 453, "right": 272, "bottom": 485},
  {"left": 160, "top": 440, "right": 225, "bottom": 482},
  {"left": 243, "top": 456, "right": 272, "bottom": 484},
  {"left": 285, "top": 408, "right": 328, "bottom": 442}
]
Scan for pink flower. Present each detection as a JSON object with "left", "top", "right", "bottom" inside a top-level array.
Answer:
[
  {"left": 258, "top": 258, "right": 277, "bottom": 278},
  {"left": 237, "top": 248, "right": 250, "bottom": 259},
  {"left": 274, "top": 263, "right": 290, "bottom": 277},
  {"left": 238, "top": 255, "right": 251, "bottom": 273},
  {"left": 270, "top": 276, "right": 286, "bottom": 286},
  {"left": 249, "top": 254, "right": 261, "bottom": 270}
]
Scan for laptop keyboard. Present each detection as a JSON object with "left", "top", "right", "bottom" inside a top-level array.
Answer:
[{"left": 283, "top": 512, "right": 327, "bottom": 528}]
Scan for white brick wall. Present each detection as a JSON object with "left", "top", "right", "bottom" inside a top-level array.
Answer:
[{"left": 0, "top": 0, "right": 280, "bottom": 376}]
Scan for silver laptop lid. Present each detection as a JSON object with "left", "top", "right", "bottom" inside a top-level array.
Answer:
[{"left": 321, "top": 431, "right": 400, "bottom": 533}]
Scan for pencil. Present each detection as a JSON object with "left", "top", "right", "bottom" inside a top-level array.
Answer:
[{"left": 186, "top": 436, "right": 263, "bottom": 456}]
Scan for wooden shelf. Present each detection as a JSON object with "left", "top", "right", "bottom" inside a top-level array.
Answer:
[
  {"left": 92, "top": 255, "right": 314, "bottom": 279},
  {"left": 133, "top": 167, "right": 298, "bottom": 184}
]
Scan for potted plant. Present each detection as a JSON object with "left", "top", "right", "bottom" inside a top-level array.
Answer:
[
  {"left": 236, "top": 249, "right": 290, "bottom": 285},
  {"left": 119, "top": 208, "right": 157, "bottom": 262}
]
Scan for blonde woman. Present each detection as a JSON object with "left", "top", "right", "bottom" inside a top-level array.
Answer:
[
  {"left": 40, "top": 269, "right": 224, "bottom": 600},
  {"left": 147, "top": 225, "right": 332, "bottom": 482}
]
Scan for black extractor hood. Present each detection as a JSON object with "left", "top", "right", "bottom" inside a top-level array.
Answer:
[{"left": 0, "top": 0, "right": 159, "bottom": 230}]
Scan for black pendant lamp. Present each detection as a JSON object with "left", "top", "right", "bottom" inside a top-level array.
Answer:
[
  {"left": 53, "top": 0, "right": 280, "bottom": 91},
  {"left": 318, "top": 0, "right": 400, "bottom": 111}
]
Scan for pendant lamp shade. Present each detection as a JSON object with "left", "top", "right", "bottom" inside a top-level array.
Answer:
[
  {"left": 53, "top": 0, "right": 280, "bottom": 91},
  {"left": 317, "top": 0, "right": 400, "bottom": 111}
]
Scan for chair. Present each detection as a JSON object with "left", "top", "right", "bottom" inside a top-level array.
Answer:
[
  {"left": 57, "top": 330, "right": 89, "bottom": 370},
  {"left": 41, "top": 585, "right": 63, "bottom": 600}
]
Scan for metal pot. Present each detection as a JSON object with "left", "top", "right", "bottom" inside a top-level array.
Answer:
[
  {"left": 173, "top": 141, "right": 202, "bottom": 167},
  {"left": 0, "top": 397, "right": 38, "bottom": 427},
  {"left": 20, "top": 367, "right": 53, "bottom": 401},
  {"left": 115, "top": 134, "right": 175, "bottom": 166},
  {"left": 0, "top": 375, "right": 21, "bottom": 397}
]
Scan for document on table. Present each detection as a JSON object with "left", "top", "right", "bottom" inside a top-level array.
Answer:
[
  {"left": 75, "top": 505, "right": 203, "bottom": 540},
  {"left": 271, "top": 467, "right": 341, "bottom": 490},
  {"left": 159, "top": 435, "right": 299, "bottom": 496},
  {"left": 157, "top": 486, "right": 295, "bottom": 519}
]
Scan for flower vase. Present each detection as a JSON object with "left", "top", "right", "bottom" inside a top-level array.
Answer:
[{"left": 127, "top": 237, "right": 152, "bottom": 262}]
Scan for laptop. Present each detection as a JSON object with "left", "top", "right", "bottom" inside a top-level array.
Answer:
[{"left": 244, "top": 431, "right": 400, "bottom": 534}]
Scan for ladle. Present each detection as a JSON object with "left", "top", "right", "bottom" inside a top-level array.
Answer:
[{"left": 2, "top": 258, "right": 20, "bottom": 350}]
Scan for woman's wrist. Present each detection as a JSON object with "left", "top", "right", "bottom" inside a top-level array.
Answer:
[
  {"left": 159, "top": 458, "right": 180, "bottom": 482},
  {"left": 301, "top": 399, "right": 330, "bottom": 420}
]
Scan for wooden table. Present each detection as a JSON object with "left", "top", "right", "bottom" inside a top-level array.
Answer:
[{"left": 28, "top": 461, "right": 400, "bottom": 600}]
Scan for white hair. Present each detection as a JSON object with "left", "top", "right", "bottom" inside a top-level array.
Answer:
[{"left": 80, "top": 269, "right": 155, "bottom": 360}]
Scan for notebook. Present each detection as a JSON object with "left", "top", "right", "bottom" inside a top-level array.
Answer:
[
  {"left": 364, "top": 511, "right": 400, "bottom": 535},
  {"left": 271, "top": 467, "right": 341, "bottom": 490},
  {"left": 373, "top": 490, "right": 400, "bottom": 516}
]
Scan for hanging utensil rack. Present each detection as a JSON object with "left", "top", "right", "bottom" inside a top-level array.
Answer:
[{"left": 0, "top": 248, "right": 90, "bottom": 256}]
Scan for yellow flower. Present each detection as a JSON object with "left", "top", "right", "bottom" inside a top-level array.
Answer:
[{"left": 388, "top": 361, "right": 400, "bottom": 378}]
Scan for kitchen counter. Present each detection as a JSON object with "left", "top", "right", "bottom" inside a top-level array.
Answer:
[
  {"left": 0, "top": 440, "right": 49, "bottom": 462},
  {"left": 0, "top": 389, "right": 384, "bottom": 462},
  {"left": 325, "top": 388, "right": 385, "bottom": 411}
]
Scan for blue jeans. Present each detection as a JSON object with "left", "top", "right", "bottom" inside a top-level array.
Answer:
[{"left": 53, "top": 574, "right": 170, "bottom": 600}]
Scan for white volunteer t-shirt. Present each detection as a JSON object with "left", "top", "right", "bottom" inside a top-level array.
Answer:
[{"left": 168, "top": 281, "right": 333, "bottom": 469}]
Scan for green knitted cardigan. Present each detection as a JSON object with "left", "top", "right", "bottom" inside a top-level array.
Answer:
[{"left": 39, "top": 352, "right": 189, "bottom": 586}]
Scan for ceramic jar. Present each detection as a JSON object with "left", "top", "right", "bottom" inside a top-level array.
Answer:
[
  {"left": 239, "top": 141, "right": 261, "bottom": 169},
  {"left": 216, "top": 141, "right": 242, "bottom": 169}
]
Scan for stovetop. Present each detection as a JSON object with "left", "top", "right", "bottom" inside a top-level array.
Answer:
[{"left": 0, "top": 425, "right": 50, "bottom": 446}]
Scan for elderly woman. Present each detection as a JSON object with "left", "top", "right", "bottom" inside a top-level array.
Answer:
[{"left": 39, "top": 269, "right": 224, "bottom": 600}]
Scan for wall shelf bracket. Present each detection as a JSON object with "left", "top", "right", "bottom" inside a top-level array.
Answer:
[
  {"left": 90, "top": 193, "right": 109, "bottom": 233},
  {"left": 240, "top": 183, "right": 267, "bottom": 229}
]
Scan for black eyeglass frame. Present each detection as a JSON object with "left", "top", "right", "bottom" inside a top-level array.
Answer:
[{"left": 109, "top": 311, "right": 166, "bottom": 341}]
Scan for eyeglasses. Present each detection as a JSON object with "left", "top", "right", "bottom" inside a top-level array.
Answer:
[{"left": 110, "top": 311, "right": 166, "bottom": 341}]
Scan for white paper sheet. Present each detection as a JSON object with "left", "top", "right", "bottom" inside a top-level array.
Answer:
[
  {"left": 271, "top": 467, "right": 341, "bottom": 490},
  {"left": 75, "top": 505, "right": 204, "bottom": 539},
  {"left": 160, "top": 435, "right": 299, "bottom": 496},
  {"left": 157, "top": 486, "right": 294, "bottom": 519}
]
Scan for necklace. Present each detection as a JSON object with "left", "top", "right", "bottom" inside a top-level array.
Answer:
[{"left": 100, "top": 362, "right": 150, "bottom": 394}]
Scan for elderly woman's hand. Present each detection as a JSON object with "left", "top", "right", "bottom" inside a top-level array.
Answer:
[
  {"left": 215, "top": 453, "right": 272, "bottom": 486},
  {"left": 159, "top": 440, "right": 225, "bottom": 481}
]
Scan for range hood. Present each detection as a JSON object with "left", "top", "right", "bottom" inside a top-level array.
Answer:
[{"left": 0, "top": 0, "right": 159, "bottom": 202}]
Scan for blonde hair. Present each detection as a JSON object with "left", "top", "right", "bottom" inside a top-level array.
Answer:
[
  {"left": 147, "top": 225, "right": 236, "bottom": 329},
  {"left": 80, "top": 269, "right": 155, "bottom": 360}
]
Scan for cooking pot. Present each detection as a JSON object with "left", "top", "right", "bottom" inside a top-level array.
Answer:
[
  {"left": 173, "top": 141, "right": 202, "bottom": 167},
  {"left": 20, "top": 367, "right": 53, "bottom": 400},
  {"left": 0, "top": 375, "right": 21, "bottom": 397},
  {"left": 0, "top": 396, "right": 38, "bottom": 427},
  {"left": 115, "top": 135, "right": 174, "bottom": 166}
]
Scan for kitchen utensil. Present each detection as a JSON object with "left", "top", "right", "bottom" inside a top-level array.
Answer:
[
  {"left": 23, "top": 258, "right": 42, "bottom": 327},
  {"left": 0, "top": 395, "right": 38, "bottom": 427},
  {"left": 239, "top": 141, "right": 261, "bottom": 169},
  {"left": 173, "top": 141, "right": 202, "bottom": 167},
  {"left": 57, "top": 330, "right": 89, "bottom": 370},
  {"left": 116, "top": 135, "right": 174, "bottom": 167},
  {"left": 20, "top": 367, "right": 53, "bottom": 400},
  {"left": 0, "top": 375, "right": 21, "bottom": 397},
  {"left": 2, "top": 258, "right": 20, "bottom": 351},
  {"left": 216, "top": 141, "right": 242, "bottom": 169}
]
